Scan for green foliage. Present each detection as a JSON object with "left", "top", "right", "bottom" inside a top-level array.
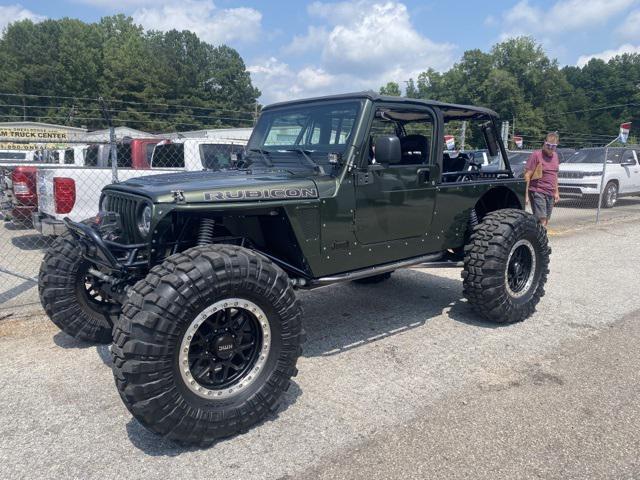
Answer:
[
  {"left": 381, "top": 37, "right": 640, "bottom": 149},
  {"left": 0, "top": 16, "right": 260, "bottom": 131},
  {"left": 379, "top": 82, "right": 401, "bottom": 96}
]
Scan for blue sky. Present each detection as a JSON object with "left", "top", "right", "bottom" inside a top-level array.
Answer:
[{"left": 1, "top": 0, "right": 639, "bottom": 102}]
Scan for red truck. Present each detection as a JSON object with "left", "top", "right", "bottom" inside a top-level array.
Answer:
[{"left": 2, "top": 138, "right": 160, "bottom": 227}]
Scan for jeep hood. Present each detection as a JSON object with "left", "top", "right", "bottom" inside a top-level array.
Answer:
[{"left": 103, "top": 169, "right": 320, "bottom": 204}]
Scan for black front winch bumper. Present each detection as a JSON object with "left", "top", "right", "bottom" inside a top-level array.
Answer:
[{"left": 64, "top": 218, "right": 149, "bottom": 272}]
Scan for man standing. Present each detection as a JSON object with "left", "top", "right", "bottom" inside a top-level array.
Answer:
[{"left": 524, "top": 132, "right": 561, "bottom": 227}]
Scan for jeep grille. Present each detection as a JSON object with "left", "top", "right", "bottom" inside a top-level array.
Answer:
[{"left": 103, "top": 192, "right": 145, "bottom": 243}]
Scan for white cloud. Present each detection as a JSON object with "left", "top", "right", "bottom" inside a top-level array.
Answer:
[
  {"left": 495, "top": 0, "right": 635, "bottom": 38},
  {"left": 132, "top": 0, "right": 262, "bottom": 46},
  {"left": 263, "top": 1, "right": 456, "bottom": 103},
  {"left": 617, "top": 9, "right": 640, "bottom": 40},
  {"left": 319, "top": 2, "right": 454, "bottom": 75},
  {"left": 283, "top": 26, "right": 329, "bottom": 55},
  {"left": 0, "top": 4, "right": 45, "bottom": 34},
  {"left": 576, "top": 43, "right": 640, "bottom": 66}
]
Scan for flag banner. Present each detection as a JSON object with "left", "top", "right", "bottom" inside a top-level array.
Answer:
[
  {"left": 513, "top": 135, "right": 523, "bottom": 149},
  {"left": 619, "top": 122, "right": 631, "bottom": 143},
  {"left": 444, "top": 135, "right": 455, "bottom": 150}
]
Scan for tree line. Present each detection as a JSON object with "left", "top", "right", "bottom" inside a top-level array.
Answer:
[
  {"left": 380, "top": 37, "right": 640, "bottom": 148},
  {"left": 0, "top": 15, "right": 260, "bottom": 132}
]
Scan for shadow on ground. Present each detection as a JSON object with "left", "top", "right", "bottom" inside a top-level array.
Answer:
[
  {"left": 300, "top": 268, "right": 503, "bottom": 358},
  {"left": 10, "top": 233, "right": 53, "bottom": 251},
  {"left": 125, "top": 380, "right": 304, "bottom": 456}
]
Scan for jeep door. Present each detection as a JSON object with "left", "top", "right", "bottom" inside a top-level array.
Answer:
[{"left": 353, "top": 105, "right": 437, "bottom": 244}]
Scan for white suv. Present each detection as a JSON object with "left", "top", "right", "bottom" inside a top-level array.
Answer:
[{"left": 558, "top": 147, "right": 640, "bottom": 208}]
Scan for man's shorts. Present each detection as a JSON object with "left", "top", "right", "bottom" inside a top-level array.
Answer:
[{"left": 529, "top": 191, "right": 554, "bottom": 220}]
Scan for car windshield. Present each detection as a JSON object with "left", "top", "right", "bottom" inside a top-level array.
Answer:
[
  {"left": 0, "top": 151, "right": 26, "bottom": 160},
  {"left": 565, "top": 149, "right": 622, "bottom": 164},
  {"left": 508, "top": 152, "right": 531, "bottom": 165},
  {"left": 246, "top": 100, "right": 361, "bottom": 170}
]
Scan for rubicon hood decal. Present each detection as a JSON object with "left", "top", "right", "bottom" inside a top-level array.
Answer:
[{"left": 204, "top": 187, "right": 318, "bottom": 201}]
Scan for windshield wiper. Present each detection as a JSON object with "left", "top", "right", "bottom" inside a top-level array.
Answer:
[
  {"left": 281, "top": 148, "right": 325, "bottom": 174},
  {"left": 247, "top": 148, "right": 274, "bottom": 167}
]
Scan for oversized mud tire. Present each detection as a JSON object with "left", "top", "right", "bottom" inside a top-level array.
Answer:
[
  {"left": 353, "top": 271, "right": 393, "bottom": 284},
  {"left": 111, "top": 245, "right": 304, "bottom": 446},
  {"left": 462, "top": 209, "right": 550, "bottom": 323},
  {"left": 38, "top": 226, "right": 117, "bottom": 343}
]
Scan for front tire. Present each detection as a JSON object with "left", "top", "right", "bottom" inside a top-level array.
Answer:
[
  {"left": 111, "top": 245, "right": 304, "bottom": 446},
  {"left": 38, "top": 227, "right": 117, "bottom": 343},
  {"left": 462, "top": 209, "right": 550, "bottom": 323},
  {"left": 601, "top": 181, "right": 618, "bottom": 208}
]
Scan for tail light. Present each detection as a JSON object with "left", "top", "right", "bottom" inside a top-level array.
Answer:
[
  {"left": 12, "top": 168, "right": 35, "bottom": 196},
  {"left": 54, "top": 177, "right": 76, "bottom": 214}
]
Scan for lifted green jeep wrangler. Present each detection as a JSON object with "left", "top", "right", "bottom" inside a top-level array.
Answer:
[{"left": 39, "top": 92, "right": 550, "bottom": 445}]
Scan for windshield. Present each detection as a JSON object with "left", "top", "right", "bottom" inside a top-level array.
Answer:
[
  {"left": 0, "top": 151, "right": 26, "bottom": 160},
  {"left": 200, "top": 143, "right": 244, "bottom": 170},
  {"left": 152, "top": 144, "right": 185, "bottom": 168},
  {"left": 565, "top": 149, "right": 621, "bottom": 164},
  {"left": 508, "top": 152, "right": 531, "bottom": 165},
  {"left": 247, "top": 100, "right": 361, "bottom": 169}
]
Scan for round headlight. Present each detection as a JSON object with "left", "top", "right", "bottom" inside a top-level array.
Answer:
[{"left": 138, "top": 205, "right": 152, "bottom": 237}]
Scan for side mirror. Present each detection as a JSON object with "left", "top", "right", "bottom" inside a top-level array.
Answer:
[
  {"left": 374, "top": 135, "right": 401, "bottom": 165},
  {"left": 482, "top": 124, "right": 499, "bottom": 157}
]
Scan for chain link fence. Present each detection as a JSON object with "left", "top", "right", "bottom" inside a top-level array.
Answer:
[
  {"left": 0, "top": 127, "right": 251, "bottom": 310},
  {"left": 2, "top": 106, "right": 640, "bottom": 312}
]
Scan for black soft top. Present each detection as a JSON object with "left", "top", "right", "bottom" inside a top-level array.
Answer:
[{"left": 263, "top": 91, "right": 499, "bottom": 121}]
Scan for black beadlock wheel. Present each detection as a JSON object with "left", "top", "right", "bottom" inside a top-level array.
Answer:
[
  {"left": 38, "top": 226, "right": 118, "bottom": 343},
  {"left": 462, "top": 209, "right": 550, "bottom": 323},
  {"left": 111, "top": 245, "right": 304, "bottom": 446}
]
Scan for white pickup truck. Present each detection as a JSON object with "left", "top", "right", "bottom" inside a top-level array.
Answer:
[
  {"left": 558, "top": 147, "right": 640, "bottom": 208},
  {"left": 34, "top": 137, "right": 248, "bottom": 235}
]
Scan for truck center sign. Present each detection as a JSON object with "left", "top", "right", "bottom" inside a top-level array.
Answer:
[{"left": 0, "top": 126, "right": 72, "bottom": 150}]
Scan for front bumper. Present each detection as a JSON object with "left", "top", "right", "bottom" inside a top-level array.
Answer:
[
  {"left": 558, "top": 180, "right": 601, "bottom": 199},
  {"left": 64, "top": 218, "right": 148, "bottom": 272},
  {"left": 32, "top": 213, "right": 67, "bottom": 236}
]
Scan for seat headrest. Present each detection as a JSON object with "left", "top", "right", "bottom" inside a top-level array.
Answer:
[{"left": 400, "top": 134, "right": 429, "bottom": 163}]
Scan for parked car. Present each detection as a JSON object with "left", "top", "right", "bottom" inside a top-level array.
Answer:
[
  {"left": 559, "top": 147, "right": 640, "bottom": 207},
  {"left": 506, "top": 148, "right": 576, "bottom": 178},
  {"left": 0, "top": 147, "right": 86, "bottom": 226},
  {"left": 33, "top": 138, "right": 247, "bottom": 235}
]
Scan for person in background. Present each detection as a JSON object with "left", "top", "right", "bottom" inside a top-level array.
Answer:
[{"left": 524, "top": 132, "right": 560, "bottom": 227}]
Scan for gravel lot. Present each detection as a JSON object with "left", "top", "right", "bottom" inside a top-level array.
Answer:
[{"left": 0, "top": 212, "right": 639, "bottom": 479}]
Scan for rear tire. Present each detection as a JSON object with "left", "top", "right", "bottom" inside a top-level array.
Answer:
[
  {"left": 38, "top": 226, "right": 118, "bottom": 344},
  {"left": 111, "top": 245, "right": 304, "bottom": 446},
  {"left": 462, "top": 209, "right": 550, "bottom": 323}
]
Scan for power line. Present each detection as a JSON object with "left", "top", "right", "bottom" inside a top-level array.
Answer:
[
  {"left": 0, "top": 113, "right": 254, "bottom": 127},
  {"left": 0, "top": 103, "right": 255, "bottom": 121},
  {"left": 0, "top": 92, "right": 259, "bottom": 116}
]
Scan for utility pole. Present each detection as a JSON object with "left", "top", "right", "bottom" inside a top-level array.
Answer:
[
  {"left": 253, "top": 102, "right": 259, "bottom": 126},
  {"left": 501, "top": 121, "right": 510, "bottom": 145},
  {"left": 460, "top": 121, "right": 467, "bottom": 151},
  {"left": 22, "top": 97, "right": 26, "bottom": 121},
  {"left": 99, "top": 97, "right": 118, "bottom": 184},
  {"left": 512, "top": 117, "right": 516, "bottom": 148}
]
